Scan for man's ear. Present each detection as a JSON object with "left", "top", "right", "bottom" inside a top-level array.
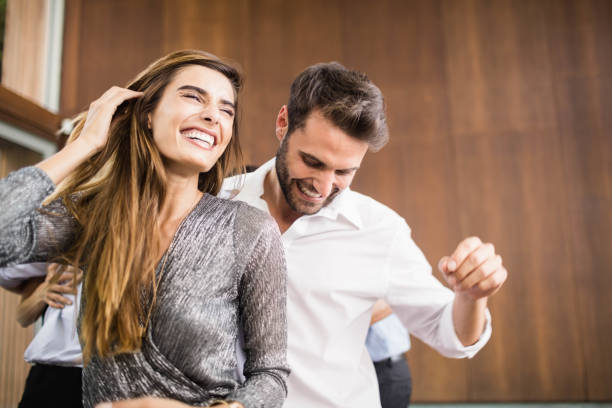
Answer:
[{"left": 275, "top": 105, "right": 289, "bottom": 142}]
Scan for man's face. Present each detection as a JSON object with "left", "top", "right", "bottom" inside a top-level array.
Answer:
[{"left": 275, "top": 110, "right": 369, "bottom": 215}]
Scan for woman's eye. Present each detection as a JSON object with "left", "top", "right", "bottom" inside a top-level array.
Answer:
[
  {"left": 183, "top": 93, "right": 201, "bottom": 102},
  {"left": 221, "top": 109, "right": 235, "bottom": 117}
]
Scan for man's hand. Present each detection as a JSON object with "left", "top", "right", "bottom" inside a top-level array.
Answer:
[
  {"left": 438, "top": 236, "right": 507, "bottom": 301},
  {"left": 437, "top": 237, "right": 507, "bottom": 345}
]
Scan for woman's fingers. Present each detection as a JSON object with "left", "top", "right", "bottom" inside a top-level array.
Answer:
[{"left": 80, "top": 87, "right": 143, "bottom": 152}]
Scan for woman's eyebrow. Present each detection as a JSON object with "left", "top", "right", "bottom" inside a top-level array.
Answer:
[{"left": 177, "top": 85, "right": 235, "bottom": 109}]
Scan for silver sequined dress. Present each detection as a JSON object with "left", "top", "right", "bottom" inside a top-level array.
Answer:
[{"left": 0, "top": 167, "right": 289, "bottom": 408}]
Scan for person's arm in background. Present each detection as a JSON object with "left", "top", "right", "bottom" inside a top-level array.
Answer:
[
  {"left": 371, "top": 299, "right": 393, "bottom": 325},
  {"left": 16, "top": 264, "right": 82, "bottom": 327},
  {"left": 367, "top": 302, "right": 413, "bottom": 408},
  {"left": 367, "top": 301, "right": 412, "bottom": 361},
  {"left": 0, "top": 263, "right": 49, "bottom": 294}
]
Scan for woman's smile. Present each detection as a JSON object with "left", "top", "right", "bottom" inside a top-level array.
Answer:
[{"left": 181, "top": 127, "right": 217, "bottom": 150}]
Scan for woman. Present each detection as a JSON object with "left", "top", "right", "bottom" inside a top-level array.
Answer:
[{"left": 0, "top": 50, "right": 289, "bottom": 408}]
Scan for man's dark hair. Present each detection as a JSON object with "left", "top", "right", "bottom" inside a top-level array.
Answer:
[{"left": 286, "top": 62, "right": 388, "bottom": 152}]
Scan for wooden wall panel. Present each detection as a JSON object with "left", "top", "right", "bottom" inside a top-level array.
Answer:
[
  {"left": 441, "top": 0, "right": 585, "bottom": 401},
  {"left": 1, "top": 0, "right": 49, "bottom": 106},
  {"left": 53, "top": 0, "right": 612, "bottom": 402},
  {"left": 0, "top": 291, "right": 32, "bottom": 408},
  {"left": 546, "top": 1, "right": 612, "bottom": 400},
  {"left": 67, "top": 0, "right": 165, "bottom": 114},
  {"left": 240, "top": 0, "right": 346, "bottom": 163},
  {"left": 59, "top": 0, "right": 82, "bottom": 117},
  {"left": 0, "top": 140, "right": 43, "bottom": 408}
]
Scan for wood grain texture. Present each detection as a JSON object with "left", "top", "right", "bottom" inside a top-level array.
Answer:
[
  {"left": 1, "top": 0, "right": 49, "bottom": 106},
  {"left": 0, "top": 86, "right": 61, "bottom": 142},
  {"left": 59, "top": 0, "right": 82, "bottom": 118},
  {"left": 0, "top": 140, "right": 42, "bottom": 408},
  {"left": 47, "top": 0, "right": 612, "bottom": 402},
  {"left": 546, "top": 0, "right": 612, "bottom": 399},
  {"left": 441, "top": 0, "right": 586, "bottom": 401}
]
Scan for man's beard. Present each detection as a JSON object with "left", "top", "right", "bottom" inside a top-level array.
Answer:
[{"left": 275, "top": 138, "right": 340, "bottom": 216}]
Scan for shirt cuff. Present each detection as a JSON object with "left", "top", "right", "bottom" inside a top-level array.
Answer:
[{"left": 438, "top": 301, "right": 492, "bottom": 359}]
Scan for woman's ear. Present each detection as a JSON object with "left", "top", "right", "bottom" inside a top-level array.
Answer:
[{"left": 147, "top": 113, "right": 152, "bottom": 130}]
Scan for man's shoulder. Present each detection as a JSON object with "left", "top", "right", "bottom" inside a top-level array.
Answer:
[
  {"left": 219, "top": 173, "right": 248, "bottom": 200},
  {"left": 344, "top": 189, "right": 407, "bottom": 227}
]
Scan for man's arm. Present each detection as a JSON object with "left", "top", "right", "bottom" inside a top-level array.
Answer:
[
  {"left": 384, "top": 223, "right": 500, "bottom": 357},
  {"left": 438, "top": 237, "right": 507, "bottom": 346}
]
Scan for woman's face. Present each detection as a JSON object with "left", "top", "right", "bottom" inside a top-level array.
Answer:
[{"left": 149, "top": 64, "right": 236, "bottom": 175}]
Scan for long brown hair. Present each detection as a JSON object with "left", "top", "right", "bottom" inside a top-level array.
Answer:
[{"left": 50, "top": 50, "right": 243, "bottom": 363}]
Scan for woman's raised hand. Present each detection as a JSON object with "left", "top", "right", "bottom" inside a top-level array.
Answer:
[
  {"left": 79, "top": 86, "right": 143, "bottom": 153},
  {"left": 37, "top": 86, "right": 142, "bottom": 184}
]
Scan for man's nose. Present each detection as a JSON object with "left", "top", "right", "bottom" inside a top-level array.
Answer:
[{"left": 313, "top": 171, "right": 335, "bottom": 197}]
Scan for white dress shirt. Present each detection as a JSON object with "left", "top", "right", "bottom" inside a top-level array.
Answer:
[
  {"left": 0, "top": 263, "right": 82, "bottom": 366},
  {"left": 221, "top": 158, "right": 492, "bottom": 408}
]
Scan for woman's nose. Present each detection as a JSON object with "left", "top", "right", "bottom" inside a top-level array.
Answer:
[{"left": 201, "top": 106, "right": 219, "bottom": 124}]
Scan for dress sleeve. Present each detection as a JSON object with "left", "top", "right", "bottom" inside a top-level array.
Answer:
[
  {"left": 227, "top": 206, "right": 289, "bottom": 408},
  {"left": 384, "top": 221, "right": 492, "bottom": 359},
  {"left": 0, "top": 166, "right": 78, "bottom": 267},
  {"left": 0, "top": 262, "right": 49, "bottom": 290}
]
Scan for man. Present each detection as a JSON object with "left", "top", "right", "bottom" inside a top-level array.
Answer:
[
  {"left": 228, "top": 62, "right": 508, "bottom": 407},
  {"left": 222, "top": 62, "right": 506, "bottom": 407}
]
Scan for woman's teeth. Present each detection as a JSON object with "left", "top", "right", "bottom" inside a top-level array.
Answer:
[{"left": 183, "top": 130, "right": 214, "bottom": 148}]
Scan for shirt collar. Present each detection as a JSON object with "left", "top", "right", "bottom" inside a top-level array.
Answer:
[{"left": 237, "top": 157, "right": 363, "bottom": 230}]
